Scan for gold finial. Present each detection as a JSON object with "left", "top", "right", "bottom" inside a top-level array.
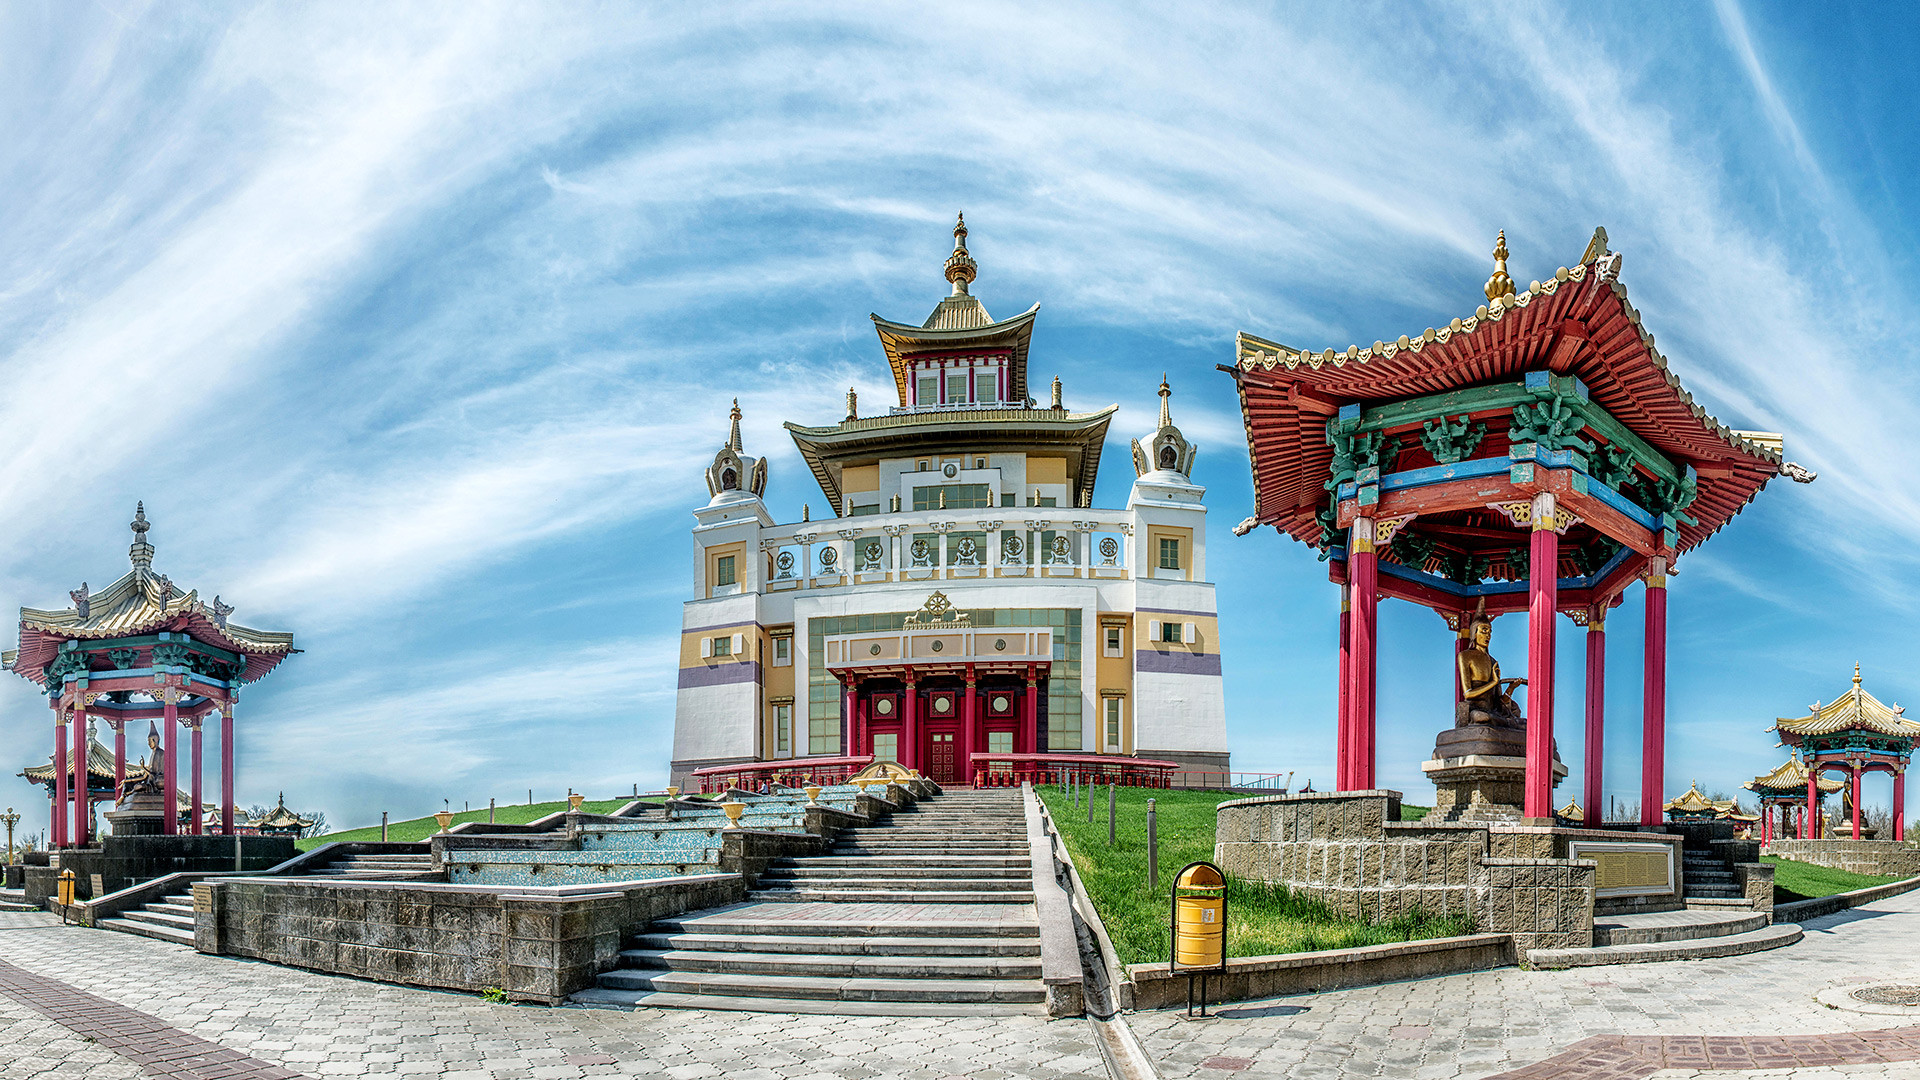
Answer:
[
  {"left": 802, "top": 503, "right": 810, "bottom": 522},
  {"left": 1050, "top": 375, "right": 1062, "bottom": 409},
  {"left": 727, "top": 398, "right": 743, "bottom": 451},
  {"left": 944, "top": 212, "right": 977, "bottom": 296},
  {"left": 1484, "top": 230, "right": 1516, "bottom": 303},
  {"left": 845, "top": 387, "right": 858, "bottom": 422},
  {"left": 1855, "top": 662, "right": 1863, "bottom": 687},
  {"left": 1158, "top": 374, "right": 1172, "bottom": 429}
]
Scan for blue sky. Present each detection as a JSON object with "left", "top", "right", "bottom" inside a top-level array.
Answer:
[{"left": 2, "top": 2, "right": 1915, "bottom": 837}]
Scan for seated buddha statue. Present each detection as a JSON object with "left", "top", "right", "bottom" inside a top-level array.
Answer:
[{"left": 1456, "top": 617, "right": 1526, "bottom": 728}]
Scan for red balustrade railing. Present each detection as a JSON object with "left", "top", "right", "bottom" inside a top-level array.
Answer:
[
  {"left": 969, "top": 753, "right": 1180, "bottom": 788},
  {"left": 689, "top": 756, "right": 877, "bottom": 794}
]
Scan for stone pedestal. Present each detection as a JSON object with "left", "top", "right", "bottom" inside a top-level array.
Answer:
[
  {"left": 104, "top": 789, "right": 168, "bottom": 837},
  {"left": 1834, "top": 821, "right": 1880, "bottom": 840},
  {"left": 1423, "top": 722, "right": 1565, "bottom": 822}
]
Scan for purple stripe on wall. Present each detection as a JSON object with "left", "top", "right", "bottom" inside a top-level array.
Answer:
[
  {"left": 678, "top": 661, "right": 763, "bottom": 689},
  {"left": 1136, "top": 649, "right": 1222, "bottom": 676},
  {"left": 1136, "top": 606, "right": 1217, "bottom": 618}
]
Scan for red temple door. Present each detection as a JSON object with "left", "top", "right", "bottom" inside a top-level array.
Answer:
[{"left": 928, "top": 731, "right": 956, "bottom": 784}]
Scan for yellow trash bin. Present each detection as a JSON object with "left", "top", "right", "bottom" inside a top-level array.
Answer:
[{"left": 1169, "top": 861, "right": 1227, "bottom": 1016}]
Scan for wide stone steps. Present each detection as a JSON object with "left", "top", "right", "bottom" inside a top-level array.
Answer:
[
  {"left": 650, "top": 906, "right": 1040, "bottom": 939},
  {"left": 306, "top": 854, "right": 442, "bottom": 881},
  {"left": 613, "top": 948, "right": 1042, "bottom": 980},
  {"left": 1529, "top": 923, "right": 1803, "bottom": 968},
  {"left": 632, "top": 931, "right": 1040, "bottom": 957},
  {"left": 568, "top": 988, "right": 1040, "bottom": 1017},
  {"left": 751, "top": 887, "right": 1035, "bottom": 904},
  {"left": 97, "top": 892, "right": 197, "bottom": 947},
  {"left": 790, "top": 855, "right": 1030, "bottom": 869},
  {"left": 760, "top": 866, "right": 1032, "bottom": 881},
  {"left": 585, "top": 969, "right": 1047, "bottom": 1004},
  {"left": 1593, "top": 910, "right": 1770, "bottom": 947}
]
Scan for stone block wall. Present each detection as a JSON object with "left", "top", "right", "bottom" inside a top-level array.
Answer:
[
  {"left": 1733, "top": 862, "right": 1774, "bottom": 915},
  {"left": 1216, "top": 791, "right": 1596, "bottom": 952},
  {"left": 196, "top": 873, "right": 743, "bottom": 1004},
  {"left": 1765, "top": 839, "right": 1920, "bottom": 878}
]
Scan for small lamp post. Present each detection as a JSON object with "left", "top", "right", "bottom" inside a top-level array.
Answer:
[{"left": 1, "top": 808, "right": 17, "bottom": 866}]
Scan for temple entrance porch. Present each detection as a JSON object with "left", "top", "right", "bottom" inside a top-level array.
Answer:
[{"left": 834, "top": 667, "right": 1045, "bottom": 787}]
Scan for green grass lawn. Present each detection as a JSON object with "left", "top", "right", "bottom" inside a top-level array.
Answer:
[
  {"left": 1037, "top": 786, "right": 1470, "bottom": 966},
  {"left": 296, "top": 799, "right": 632, "bottom": 852},
  {"left": 1763, "top": 856, "right": 1905, "bottom": 903}
]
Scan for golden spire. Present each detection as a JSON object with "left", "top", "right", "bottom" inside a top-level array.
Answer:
[
  {"left": 1484, "top": 230, "right": 1516, "bottom": 302},
  {"left": 944, "top": 212, "right": 977, "bottom": 296},
  {"left": 1855, "top": 662, "right": 1863, "bottom": 688},
  {"left": 1158, "top": 373, "right": 1173, "bottom": 429},
  {"left": 727, "top": 398, "right": 743, "bottom": 451}
]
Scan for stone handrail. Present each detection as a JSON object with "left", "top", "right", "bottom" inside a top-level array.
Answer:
[
  {"left": 1021, "top": 782, "right": 1086, "bottom": 1017},
  {"left": 1028, "top": 786, "right": 1130, "bottom": 1015}
]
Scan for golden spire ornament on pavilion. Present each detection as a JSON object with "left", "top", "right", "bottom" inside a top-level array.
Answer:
[
  {"left": 1484, "top": 230, "right": 1517, "bottom": 303},
  {"left": 944, "top": 212, "right": 977, "bottom": 295}
]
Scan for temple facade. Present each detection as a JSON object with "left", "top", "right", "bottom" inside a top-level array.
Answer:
[{"left": 670, "top": 216, "right": 1229, "bottom": 789}]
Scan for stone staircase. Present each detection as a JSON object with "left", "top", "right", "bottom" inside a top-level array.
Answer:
[
  {"left": 1682, "top": 849, "right": 1742, "bottom": 900},
  {"left": 97, "top": 890, "right": 196, "bottom": 946},
  {"left": 1529, "top": 909, "right": 1801, "bottom": 968},
  {"left": 572, "top": 787, "right": 1046, "bottom": 1014},
  {"left": 300, "top": 851, "right": 442, "bottom": 881}
]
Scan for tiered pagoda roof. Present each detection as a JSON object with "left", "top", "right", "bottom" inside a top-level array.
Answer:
[
  {"left": 1228, "top": 229, "right": 1794, "bottom": 586},
  {"left": 788, "top": 215, "right": 1116, "bottom": 509},
  {"left": 1772, "top": 666, "right": 1919, "bottom": 741},
  {"left": 2, "top": 505, "right": 295, "bottom": 691},
  {"left": 1745, "top": 756, "right": 1845, "bottom": 798},
  {"left": 251, "top": 792, "right": 314, "bottom": 833}
]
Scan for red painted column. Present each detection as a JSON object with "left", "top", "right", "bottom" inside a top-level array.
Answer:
[
  {"left": 1640, "top": 561, "right": 1669, "bottom": 826},
  {"left": 221, "top": 702, "right": 235, "bottom": 836},
  {"left": 1805, "top": 765, "right": 1818, "bottom": 839},
  {"left": 190, "top": 718, "right": 204, "bottom": 836},
  {"left": 71, "top": 701, "right": 89, "bottom": 847},
  {"left": 962, "top": 667, "right": 978, "bottom": 787},
  {"left": 1024, "top": 667, "right": 1040, "bottom": 759},
  {"left": 1336, "top": 583, "right": 1352, "bottom": 791},
  {"left": 902, "top": 674, "right": 918, "bottom": 772},
  {"left": 1347, "top": 517, "right": 1378, "bottom": 790},
  {"left": 113, "top": 720, "right": 126, "bottom": 803},
  {"left": 840, "top": 676, "right": 855, "bottom": 757},
  {"left": 1583, "top": 616, "right": 1606, "bottom": 826},
  {"left": 163, "top": 687, "right": 179, "bottom": 836},
  {"left": 1852, "top": 767, "right": 1863, "bottom": 840},
  {"left": 52, "top": 704, "right": 68, "bottom": 848},
  {"left": 1896, "top": 769, "right": 1906, "bottom": 842},
  {"left": 851, "top": 683, "right": 867, "bottom": 758},
  {"left": 1524, "top": 493, "right": 1559, "bottom": 820}
]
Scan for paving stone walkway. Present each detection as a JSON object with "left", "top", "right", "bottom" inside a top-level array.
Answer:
[
  {"left": 0, "top": 913, "right": 1101, "bottom": 1080},
  {"left": 1129, "top": 888, "right": 1920, "bottom": 1079}
]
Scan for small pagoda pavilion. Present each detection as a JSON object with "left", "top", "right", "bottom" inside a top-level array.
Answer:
[
  {"left": 1229, "top": 229, "right": 1810, "bottom": 822},
  {"left": 250, "top": 793, "right": 314, "bottom": 836},
  {"left": 2, "top": 505, "right": 296, "bottom": 847},
  {"left": 1771, "top": 666, "right": 1918, "bottom": 841},
  {"left": 1746, "top": 755, "right": 1844, "bottom": 845},
  {"left": 19, "top": 726, "right": 151, "bottom": 839}
]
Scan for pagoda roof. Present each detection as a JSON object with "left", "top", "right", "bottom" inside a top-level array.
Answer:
[
  {"left": 872, "top": 304, "right": 1041, "bottom": 408},
  {"left": 1772, "top": 666, "right": 1919, "bottom": 739},
  {"left": 786, "top": 404, "right": 1115, "bottom": 511},
  {"left": 3, "top": 506, "right": 294, "bottom": 690},
  {"left": 1663, "top": 780, "right": 1739, "bottom": 817},
  {"left": 1228, "top": 232, "right": 1784, "bottom": 558},
  {"left": 1745, "top": 757, "right": 1845, "bottom": 797},
  {"left": 252, "top": 793, "right": 313, "bottom": 830},
  {"left": 20, "top": 735, "right": 150, "bottom": 788},
  {"left": 1557, "top": 796, "right": 1583, "bottom": 822}
]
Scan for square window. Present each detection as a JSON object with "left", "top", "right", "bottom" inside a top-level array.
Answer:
[
  {"left": 712, "top": 636, "right": 733, "bottom": 657},
  {"left": 917, "top": 377, "right": 938, "bottom": 406},
  {"left": 1001, "top": 492, "right": 1015, "bottom": 506},
  {"left": 714, "top": 554, "right": 736, "bottom": 587},
  {"left": 975, "top": 371, "right": 998, "bottom": 402},
  {"left": 1159, "top": 537, "right": 1182, "bottom": 570},
  {"left": 874, "top": 733, "right": 899, "bottom": 763},
  {"left": 988, "top": 731, "right": 1014, "bottom": 754},
  {"left": 1160, "top": 621, "right": 1183, "bottom": 644}
]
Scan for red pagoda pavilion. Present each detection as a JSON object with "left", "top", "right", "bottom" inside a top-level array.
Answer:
[
  {"left": 3, "top": 505, "right": 296, "bottom": 847},
  {"left": 1770, "top": 666, "right": 1917, "bottom": 841},
  {"left": 1229, "top": 229, "right": 1811, "bottom": 822},
  {"left": 1746, "top": 755, "right": 1844, "bottom": 845}
]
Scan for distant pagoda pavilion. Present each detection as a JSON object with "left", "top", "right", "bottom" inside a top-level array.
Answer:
[
  {"left": 1770, "top": 665, "right": 1918, "bottom": 841},
  {"left": 1746, "top": 755, "right": 1844, "bottom": 845},
  {"left": 1663, "top": 781, "right": 1756, "bottom": 835},
  {"left": 19, "top": 727, "right": 151, "bottom": 837},
  {"left": 250, "top": 793, "right": 313, "bottom": 837},
  {"left": 3, "top": 505, "right": 296, "bottom": 847},
  {"left": 1228, "top": 228, "right": 1811, "bottom": 822}
]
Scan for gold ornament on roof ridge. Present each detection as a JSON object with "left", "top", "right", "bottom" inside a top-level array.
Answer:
[
  {"left": 1484, "top": 230, "right": 1517, "bottom": 303},
  {"left": 944, "top": 212, "right": 977, "bottom": 295}
]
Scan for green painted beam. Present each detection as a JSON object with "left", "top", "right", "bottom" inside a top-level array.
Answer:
[{"left": 62, "top": 633, "right": 241, "bottom": 665}]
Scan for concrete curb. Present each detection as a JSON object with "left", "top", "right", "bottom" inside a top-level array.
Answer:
[
  {"left": 1090, "top": 1013, "right": 1161, "bottom": 1080},
  {"left": 1126, "top": 934, "right": 1516, "bottom": 1010}
]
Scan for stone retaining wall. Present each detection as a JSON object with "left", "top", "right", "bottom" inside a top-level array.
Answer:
[
  {"left": 1215, "top": 791, "right": 1603, "bottom": 952},
  {"left": 1128, "top": 934, "right": 1515, "bottom": 1010},
  {"left": 194, "top": 873, "right": 743, "bottom": 1004},
  {"left": 1765, "top": 840, "right": 1920, "bottom": 878}
]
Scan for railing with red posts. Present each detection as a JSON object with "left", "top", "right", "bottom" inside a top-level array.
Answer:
[
  {"left": 688, "top": 756, "right": 878, "bottom": 794},
  {"left": 968, "top": 753, "right": 1180, "bottom": 789}
]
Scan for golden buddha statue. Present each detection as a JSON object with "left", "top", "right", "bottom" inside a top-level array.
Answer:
[{"left": 1456, "top": 617, "right": 1526, "bottom": 728}]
